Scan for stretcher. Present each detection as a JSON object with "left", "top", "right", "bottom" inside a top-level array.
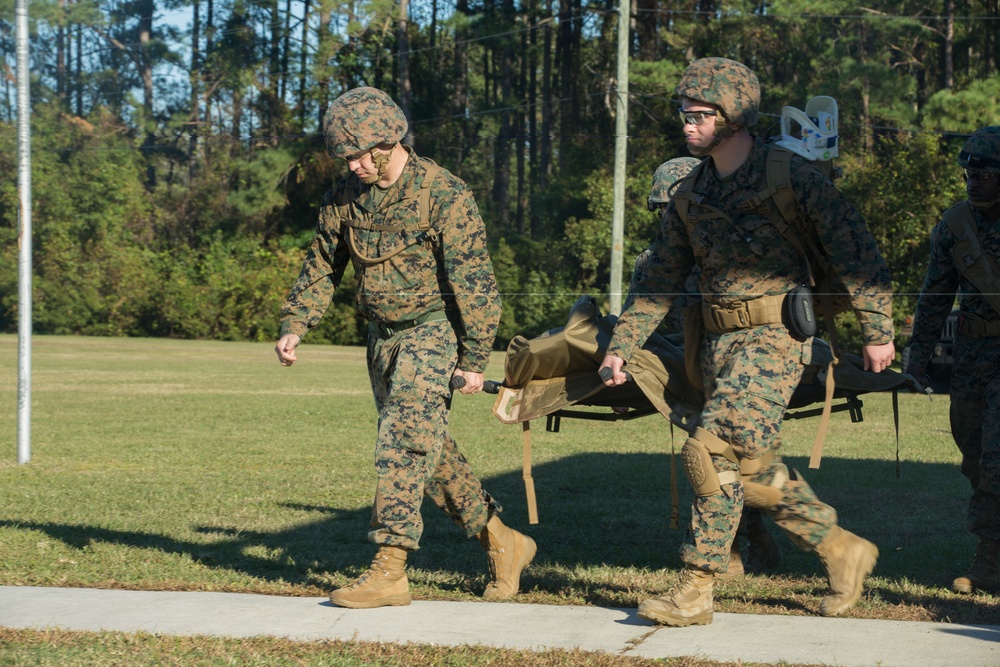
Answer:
[{"left": 488, "top": 296, "right": 924, "bottom": 524}]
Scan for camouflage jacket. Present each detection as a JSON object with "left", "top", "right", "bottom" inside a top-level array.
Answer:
[
  {"left": 280, "top": 147, "right": 501, "bottom": 372},
  {"left": 609, "top": 137, "right": 894, "bottom": 362},
  {"left": 909, "top": 202, "right": 1000, "bottom": 369}
]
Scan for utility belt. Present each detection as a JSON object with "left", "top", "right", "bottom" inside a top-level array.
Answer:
[
  {"left": 702, "top": 287, "right": 817, "bottom": 338},
  {"left": 369, "top": 310, "right": 448, "bottom": 339},
  {"left": 959, "top": 314, "right": 1000, "bottom": 338}
]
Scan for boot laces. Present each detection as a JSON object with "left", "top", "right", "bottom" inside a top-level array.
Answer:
[
  {"left": 353, "top": 550, "right": 391, "bottom": 586},
  {"left": 485, "top": 544, "right": 508, "bottom": 583}
]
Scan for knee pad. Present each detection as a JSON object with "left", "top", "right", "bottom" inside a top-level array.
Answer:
[
  {"left": 743, "top": 481, "right": 783, "bottom": 508},
  {"left": 681, "top": 430, "right": 739, "bottom": 497},
  {"left": 681, "top": 437, "right": 720, "bottom": 496},
  {"left": 741, "top": 452, "right": 783, "bottom": 508}
]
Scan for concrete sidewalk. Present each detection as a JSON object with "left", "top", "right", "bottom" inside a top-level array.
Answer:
[{"left": 1, "top": 585, "right": 998, "bottom": 666}]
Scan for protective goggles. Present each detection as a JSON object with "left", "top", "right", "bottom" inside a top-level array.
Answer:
[
  {"left": 678, "top": 108, "right": 718, "bottom": 126},
  {"left": 342, "top": 149, "right": 370, "bottom": 164},
  {"left": 964, "top": 169, "right": 999, "bottom": 183}
]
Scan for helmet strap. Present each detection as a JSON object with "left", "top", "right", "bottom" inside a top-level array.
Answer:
[
  {"left": 714, "top": 114, "right": 734, "bottom": 139},
  {"left": 969, "top": 195, "right": 1000, "bottom": 210},
  {"left": 371, "top": 144, "right": 394, "bottom": 179}
]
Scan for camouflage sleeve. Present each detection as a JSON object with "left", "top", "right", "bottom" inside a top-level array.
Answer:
[
  {"left": 792, "top": 162, "right": 894, "bottom": 345},
  {"left": 608, "top": 204, "right": 694, "bottom": 362},
  {"left": 908, "top": 219, "right": 960, "bottom": 368},
  {"left": 279, "top": 190, "right": 351, "bottom": 338},
  {"left": 433, "top": 174, "right": 501, "bottom": 373}
]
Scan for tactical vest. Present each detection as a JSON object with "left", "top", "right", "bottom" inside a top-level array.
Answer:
[
  {"left": 673, "top": 145, "right": 851, "bottom": 318},
  {"left": 332, "top": 160, "right": 443, "bottom": 265},
  {"left": 671, "top": 145, "right": 851, "bottom": 470},
  {"left": 944, "top": 200, "right": 1000, "bottom": 317}
]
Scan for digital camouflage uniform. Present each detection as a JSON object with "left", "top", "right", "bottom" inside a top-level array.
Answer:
[
  {"left": 609, "top": 137, "right": 894, "bottom": 573},
  {"left": 908, "top": 127, "right": 1000, "bottom": 555},
  {"left": 281, "top": 145, "right": 502, "bottom": 552},
  {"left": 909, "top": 203, "right": 1000, "bottom": 545},
  {"left": 626, "top": 157, "right": 702, "bottom": 334}
]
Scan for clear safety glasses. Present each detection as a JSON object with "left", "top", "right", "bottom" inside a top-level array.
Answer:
[{"left": 678, "top": 108, "right": 718, "bottom": 126}]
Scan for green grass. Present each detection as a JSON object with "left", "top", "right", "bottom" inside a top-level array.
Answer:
[{"left": 1, "top": 334, "right": 997, "bottom": 665}]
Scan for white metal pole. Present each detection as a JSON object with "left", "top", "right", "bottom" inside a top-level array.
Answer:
[
  {"left": 608, "top": 0, "right": 629, "bottom": 316},
  {"left": 16, "top": 0, "right": 32, "bottom": 465}
]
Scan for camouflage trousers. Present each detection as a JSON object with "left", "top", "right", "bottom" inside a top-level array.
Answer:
[
  {"left": 950, "top": 335, "right": 1000, "bottom": 542},
  {"left": 366, "top": 319, "right": 499, "bottom": 550},
  {"left": 679, "top": 324, "right": 837, "bottom": 573}
]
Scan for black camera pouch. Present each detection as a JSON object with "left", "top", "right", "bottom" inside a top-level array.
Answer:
[{"left": 784, "top": 285, "right": 818, "bottom": 339}]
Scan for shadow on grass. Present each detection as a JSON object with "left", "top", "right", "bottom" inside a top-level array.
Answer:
[{"left": 3, "top": 451, "right": 998, "bottom": 624}]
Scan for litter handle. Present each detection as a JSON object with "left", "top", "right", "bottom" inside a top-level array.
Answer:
[
  {"left": 598, "top": 367, "right": 632, "bottom": 383},
  {"left": 450, "top": 376, "right": 503, "bottom": 394}
]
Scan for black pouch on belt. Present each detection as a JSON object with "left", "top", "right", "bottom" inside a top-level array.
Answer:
[{"left": 784, "top": 285, "right": 818, "bottom": 339}]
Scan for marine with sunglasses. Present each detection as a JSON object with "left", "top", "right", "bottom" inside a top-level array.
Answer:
[
  {"left": 906, "top": 126, "right": 1000, "bottom": 596},
  {"left": 275, "top": 87, "right": 535, "bottom": 609},
  {"left": 599, "top": 57, "right": 895, "bottom": 626}
]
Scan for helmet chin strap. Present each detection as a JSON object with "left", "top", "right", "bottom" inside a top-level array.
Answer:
[
  {"left": 702, "top": 115, "right": 734, "bottom": 152},
  {"left": 371, "top": 144, "right": 394, "bottom": 180},
  {"left": 969, "top": 194, "right": 1000, "bottom": 210}
]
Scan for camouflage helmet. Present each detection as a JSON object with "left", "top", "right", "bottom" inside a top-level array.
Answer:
[
  {"left": 323, "top": 87, "right": 408, "bottom": 158},
  {"left": 958, "top": 126, "right": 1000, "bottom": 174},
  {"left": 674, "top": 57, "right": 760, "bottom": 128},
  {"left": 648, "top": 157, "right": 700, "bottom": 210}
]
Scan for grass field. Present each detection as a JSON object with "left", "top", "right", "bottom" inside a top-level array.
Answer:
[{"left": 1, "top": 333, "right": 997, "bottom": 665}]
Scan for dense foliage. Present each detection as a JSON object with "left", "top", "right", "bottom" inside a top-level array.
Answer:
[{"left": 1, "top": 0, "right": 997, "bottom": 349}]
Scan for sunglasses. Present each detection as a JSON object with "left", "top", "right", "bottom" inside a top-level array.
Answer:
[
  {"left": 964, "top": 169, "right": 999, "bottom": 183},
  {"left": 678, "top": 108, "right": 718, "bottom": 126}
]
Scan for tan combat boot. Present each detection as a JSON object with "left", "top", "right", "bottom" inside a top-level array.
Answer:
[
  {"left": 479, "top": 515, "right": 537, "bottom": 600},
  {"left": 814, "top": 526, "right": 879, "bottom": 617},
  {"left": 952, "top": 538, "right": 1000, "bottom": 594},
  {"left": 743, "top": 511, "right": 782, "bottom": 575},
  {"left": 637, "top": 567, "right": 715, "bottom": 627},
  {"left": 328, "top": 545, "right": 411, "bottom": 609}
]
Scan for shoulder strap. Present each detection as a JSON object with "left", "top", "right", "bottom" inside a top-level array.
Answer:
[
  {"left": 739, "top": 146, "right": 818, "bottom": 283},
  {"left": 945, "top": 201, "right": 1000, "bottom": 316},
  {"left": 747, "top": 146, "right": 843, "bottom": 469},
  {"left": 344, "top": 160, "right": 445, "bottom": 265},
  {"left": 672, "top": 160, "right": 733, "bottom": 225},
  {"left": 417, "top": 161, "right": 443, "bottom": 234}
]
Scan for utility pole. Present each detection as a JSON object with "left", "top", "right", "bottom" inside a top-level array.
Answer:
[
  {"left": 16, "top": 0, "right": 32, "bottom": 465},
  {"left": 608, "top": 0, "right": 629, "bottom": 316}
]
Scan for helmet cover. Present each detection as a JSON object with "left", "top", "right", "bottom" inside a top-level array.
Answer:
[
  {"left": 675, "top": 57, "right": 760, "bottom": 128},
  {"left": 648, "top": 157, "right": 701, "bottom": 207},
  {"left": 958, "top": 126, "right": 1000, "bottom": 174},
  {"left": 323, "top": 87, "right": 408, "bottom": 158}
]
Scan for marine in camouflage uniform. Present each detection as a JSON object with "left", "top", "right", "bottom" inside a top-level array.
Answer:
[
  {"left": 600, "top": 58, "right": 895, "bottom": 626},
  {"left": 905, "top": 126, "right": 1000, "bottom": 595},
  {"left": 275, "top": 87, "right": 536, "bottom": 609},
  {"left": 625, "top": 157, "right": 702, "bottom": 334},
  {"left": 630, "top": 157, "right": 784, "bottom": 580}
]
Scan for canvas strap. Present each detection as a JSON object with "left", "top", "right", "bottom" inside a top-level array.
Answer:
[
  {"left": 342, "top": 162, "right": 443, "bottom": 265},
  {"left": 522, "top": 421, "right": 538, "bottom": 525}
]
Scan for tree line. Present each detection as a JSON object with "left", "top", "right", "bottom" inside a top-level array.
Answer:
[{"left": 1, "top": 0, "right": 998, "bottom": 351}]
